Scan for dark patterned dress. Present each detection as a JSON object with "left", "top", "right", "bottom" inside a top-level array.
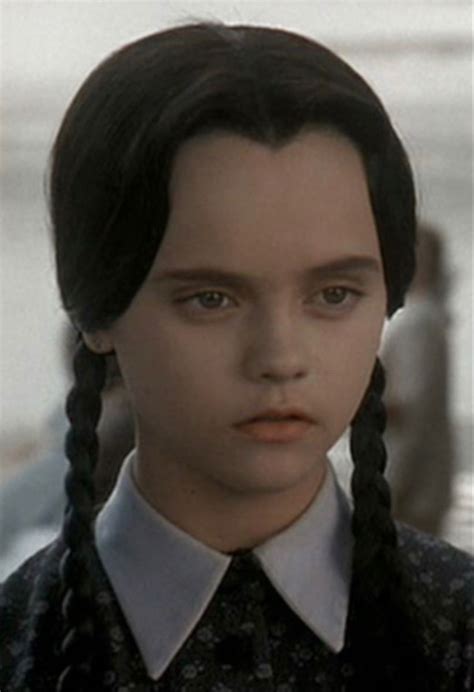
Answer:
[{"left": 1, "top": 525, "right": 473, "bottom": 691}]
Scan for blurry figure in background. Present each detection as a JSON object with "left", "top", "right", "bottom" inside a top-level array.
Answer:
[
  {"left": 0, "top": 325, "right": 134, "bottom": 579},
  {"left": 381, "top": 223, "right": 454, "bottom": 536}
]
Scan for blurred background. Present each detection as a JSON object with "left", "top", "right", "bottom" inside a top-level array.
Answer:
[{"left": 0, "top": 1, "right": 472, "bottom": 573}]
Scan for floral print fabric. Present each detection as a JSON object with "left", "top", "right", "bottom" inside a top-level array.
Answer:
[{"left": 0, "top": 525, "right": 473, "bottom": 691}]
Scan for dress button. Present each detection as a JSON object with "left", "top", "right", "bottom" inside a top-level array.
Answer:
[{"left": 215, "top": 633, "right": 253, "bottom": 668}]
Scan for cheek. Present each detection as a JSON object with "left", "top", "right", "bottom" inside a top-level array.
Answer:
[
  {"left": 320, "top": 313, "right": 384, "bottom": 413},
  {"left": 322, "top": 311, "right": 383, "bottom": 363},
  {"left": 118, "top": 325, "right": 230, "bottom": 417}
]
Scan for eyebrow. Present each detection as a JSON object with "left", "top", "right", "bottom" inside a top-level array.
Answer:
[{"left": 153, "top": 256, "right": 382, "bottom": 287}]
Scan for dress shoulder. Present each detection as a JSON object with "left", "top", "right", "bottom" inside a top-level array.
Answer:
[
  {"left": 397, "top": 522, "right": 474, "bottom": 602},
  {"left": 0, "top": 539, "right": 65, "bottom": 690},
  {"left": 0, "top": 537, "right": 64, "bottom": 612},
  {"left": 396, "top": 523, "right": 474, "bottom": 689}
]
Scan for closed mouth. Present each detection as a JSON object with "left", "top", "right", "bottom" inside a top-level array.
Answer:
[
  {"left": 234, "top": 416, "right": 313, "bottom": 443},
  {"left": 236, "top": 409, "right": 314, "bottom": 425}
]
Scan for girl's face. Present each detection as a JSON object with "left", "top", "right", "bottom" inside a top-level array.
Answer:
[{"left": 90, "top": 129, "right": 386, "bottom": 507}]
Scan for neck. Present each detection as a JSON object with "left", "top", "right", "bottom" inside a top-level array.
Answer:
[{"left": 132, "top": 451, "right": 327, "bottom": 553}]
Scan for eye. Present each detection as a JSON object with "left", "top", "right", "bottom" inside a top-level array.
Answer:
[
  {"left": 312, "top": 286, "right": 362, "bottom": 311},
  {"left": 321, "top": 287, "right": 353, "bottom": 304},
  {"left": 180, "top": 291, "right": 234, "bottom": 311}
]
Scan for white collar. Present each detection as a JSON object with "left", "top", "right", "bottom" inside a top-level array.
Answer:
[{"left": 95, "top": 451, "right": 353, "bottom": 680}]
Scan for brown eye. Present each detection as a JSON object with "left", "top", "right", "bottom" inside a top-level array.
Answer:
[
  {"left": 310, "top": 286, "right": 363, "bottom": 314},
  {"left": 177, "top": 290, "right": 235, "bottom": 312},
  {"left": 321, "top": 287, "right": 351, "bottom": 304},
  {"left": 196, "top": 291, "right": 228, "bottom": 309}
]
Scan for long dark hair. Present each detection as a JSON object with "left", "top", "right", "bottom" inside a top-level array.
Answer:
[{"left": 44, "top": 22, "right": 428, "bottom": 690}]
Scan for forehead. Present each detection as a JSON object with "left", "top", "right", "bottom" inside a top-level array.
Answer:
[{"left": 156, "top": 129, "right": 380, "bottom": 275}]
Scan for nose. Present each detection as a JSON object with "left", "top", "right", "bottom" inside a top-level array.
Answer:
[{"left": 242, "top": 308, "right": 310, "bottom": 384}]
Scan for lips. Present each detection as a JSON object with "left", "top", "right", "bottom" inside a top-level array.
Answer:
[
  {"left": 234, "top": 408, "right": 314, "bottom": 443},
  {"left": 238, "top": 408, "right": 314, "bottom": 425}
]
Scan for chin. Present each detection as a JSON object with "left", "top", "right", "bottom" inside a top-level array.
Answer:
[{"left": 221, "top": 453, "right": 324, "bottom": 497}]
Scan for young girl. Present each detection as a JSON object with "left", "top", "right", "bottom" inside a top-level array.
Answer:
[{"left": 1, "top": 22, "right": 472, "bottom": 692}]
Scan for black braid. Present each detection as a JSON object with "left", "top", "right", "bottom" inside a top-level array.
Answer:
[
  {"left": 350, "top": 358, "right": 397, "bottom": 598},
  {"left": 56, "top": 337, "right": 106, "bottom": 691},
  {"left": 346, "top": 358, "right": 435, "bottom": 690}
]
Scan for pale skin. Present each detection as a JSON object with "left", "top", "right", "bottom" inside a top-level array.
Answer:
[{"left": 85, "top": 129, "right": 387, "bottom": 553}]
